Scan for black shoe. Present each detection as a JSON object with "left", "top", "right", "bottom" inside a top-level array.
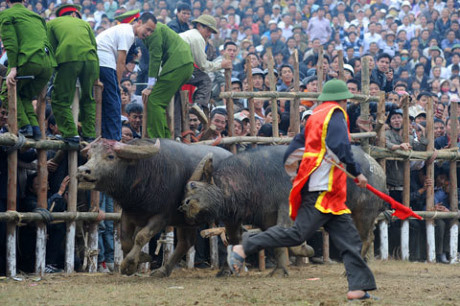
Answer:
[
  {"left": 32, "top": 126, "right": 42, "bottom": 141},
  {"left": 54, "top": 135, "right": 80, "bottom": 149},
  {"left": 436, "top": 253, "right": 449, "bottom": 264},
  {"left": 19, "top": 125, "right": 33, "bottom": 138},
  {"left": 82, "top": 136, "right": 96, "bottom": 143},
  {"left": 64, "top": 136, "right": 80, "bottom": 149}
]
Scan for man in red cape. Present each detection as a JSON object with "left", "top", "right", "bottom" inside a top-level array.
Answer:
[{"left": 227, "top": 79, "right": 377, "bottom": 301}]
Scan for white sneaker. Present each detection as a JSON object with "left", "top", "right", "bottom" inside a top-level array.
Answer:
[
  {"left": 106, "top": 262, "right": 114, "bottom": 272},
  {"left": 98, "top": 262, "right": 110, "bottom": 273}
]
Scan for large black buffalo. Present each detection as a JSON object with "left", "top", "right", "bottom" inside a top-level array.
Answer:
[{"left": 77, "top": 138, "right": 232, "bottom": 277}]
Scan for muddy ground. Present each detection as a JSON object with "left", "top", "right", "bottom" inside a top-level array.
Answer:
[{"left": 1, "top": 260, "right": 459, "bottom": 305}]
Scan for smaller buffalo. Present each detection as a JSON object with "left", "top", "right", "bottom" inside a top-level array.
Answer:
[
  {"left": 181, "top": 146, "right": 314, "bottom": 276},
  {"left": 181, "top": 145, "right": 387, "bottom": 275}
]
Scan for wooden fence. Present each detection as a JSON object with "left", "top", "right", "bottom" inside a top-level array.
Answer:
[{"left": 0, "top": 50, "right": 459, "bottom": 278}]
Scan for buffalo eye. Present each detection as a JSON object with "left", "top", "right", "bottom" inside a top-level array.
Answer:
[
  {"left": 107, "top": 155, "right": 115, "bottom": 160},
  {"left": 190, "top": 182, "right": 196, "bottom": 189}
]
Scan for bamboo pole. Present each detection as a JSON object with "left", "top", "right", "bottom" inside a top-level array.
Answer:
[
  {"left": 0, "top": 133, "right": 80, "bottom": 149},
  {"left": 223, "top": 55, "right": 236, "bottom": 153},
  {"left": 290, "top": 49, "right": 300, "bottom": 135},
  {"left": 0, "top": 211, "right": 121, "bottom": 222},
  {"left": 360, "top": 56, "right": 370, "bottom": 153},
  {"left": 195, "top": 132, "right": 377, "bottom": 146},
  {"left": 209, "top": 222, "right": 219, "bottom": 269},
  {"left": 219, "top": 91, "right": 379, "bottom": 102},
  {"left": 338, "top": 50, "right": 345, "bottom": 81},
  {"left": 224, "top": 55, "right": 236, "bottom": 154},
  {"left": 245, "top": 58, "right": 257, "bottom": 145},
  {"left": 401, "top": 96, "right": 410, "bottom": 261},
  {"left": 448, "top": 101, "right": 458, "bottom": 263},
  {"left": 379, "top": 221, "right": 389, "bottom": 260},
  {"left": 3, "top": 210, "right": 460, "bottom": 223},
  {"left": 425, "top": 97, "right": 435, "bottom": 263},
  {"left": 87, "top": 82, "right": 103, "bottom": 273},
  {"left": 370, "top": 146, "right": 460, "bottom": 160},
  {"left": 182, "top": 89, "right": 195, "bottom": 268},
  {"left": 376, "top": 91, "right": 388, "bottom": 260},
  {"left": 181, "top": 90, "right": 190, "bottom": 142},
  {"left": 65, "top": 85, "right": 79, "bottom": 273},
  {"left": 35, "top": 86, "right": 48, "bottom": 276},
  {"left": 317, "top": 46, "right": 324, "bottom": 92},
  {"left": 6, "top": 82, "right": 18, "bottom": 277},
  {"left": 161, "top": 100, "right": 175, "bottom": 265},
  {"left": 266, "top": 48, "right": 279, "bottom": 137},
  {"left": 376, "top": 92, "right": 387, "bottom": 152}
]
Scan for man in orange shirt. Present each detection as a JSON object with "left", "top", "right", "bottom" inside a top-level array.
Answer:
[{"left": 227, "top": 79, "right": 377, "bottom": 301}]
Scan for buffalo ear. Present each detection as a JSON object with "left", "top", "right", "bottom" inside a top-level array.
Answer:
[{"left": 189, "top": 153, "right": 214, "bottom": 183}]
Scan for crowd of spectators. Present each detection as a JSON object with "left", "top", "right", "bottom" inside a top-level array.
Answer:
[{"left": 1, "top": 0, "right": 460, "bottom": 274}]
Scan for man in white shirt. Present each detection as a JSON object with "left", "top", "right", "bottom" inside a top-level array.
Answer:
[
  {"left": 179, "top": 14, "right": 232, "bottom": 112},
  {"left": 363, "top": 22, "right": 382, "bottom": 54},
  {"left": 96, "top": 12, "right": 156, "bottom": 140}
]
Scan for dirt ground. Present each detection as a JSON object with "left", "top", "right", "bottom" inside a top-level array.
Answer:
[{"left": 1, "top": 260, "right": 459, "bottom": 305}]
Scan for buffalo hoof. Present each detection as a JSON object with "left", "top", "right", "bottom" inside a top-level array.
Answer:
[
  {"left": 120, "top": 257, "right": 138, "bottom": 275},
  {"left": 216, "top": 266, "right": 232, "bottom": 277},
  {"left": 267, "top": 265, "right": 289, "bottom": 278},
  {"left": 150, "top": 266, "right": 169, "bottom": 278}
]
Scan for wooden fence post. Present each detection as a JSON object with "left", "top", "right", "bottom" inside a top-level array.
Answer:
[
  {"left": 6, "top": 82, "right": 18, "bottom": 277},
  {"left": 224, "top": 55, "right": 236, "bottom": 154},
  {"left": 87, "top": 81, "right": 103, "bottom": 273},
  {"left": 448, "top": 101, "right": 458, "bottom": 263},
  {"left": 266, "top": 48, "right": 279, "bottom": 137},
  {"left": 401, "top": 96, "right": 410, "bottom": 261},
  {"left": 425, "top": 97, "right": 436, "bottom": 263},
  {"left": 35, "top": 86, "right": 48, "bottom": 276},
  {"left": 65, "top": 84, "right": 80, "bottom": 273}
]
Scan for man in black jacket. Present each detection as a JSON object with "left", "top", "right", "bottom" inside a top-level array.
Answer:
[{"left": 167, "top": 3, "right": 191, "bottom": 34}]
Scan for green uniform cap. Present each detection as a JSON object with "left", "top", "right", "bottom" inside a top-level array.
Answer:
[
  {"left": 114, "top": 9, "right": 141, "bottom": 23},
  {"left": 317, "top": 79, "right": 354, "bottom": 101},
  {"left": 56, "top": 4, "right": 82, "bottom": 17}
]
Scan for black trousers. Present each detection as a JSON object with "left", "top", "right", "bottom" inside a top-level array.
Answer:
[{"left": 242, "top": 190, "right": 377, "bottom": 292}]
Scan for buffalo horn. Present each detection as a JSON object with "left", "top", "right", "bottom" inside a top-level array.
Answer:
[
  {"left": 188, "top": 153, "right": 213, "bottom": 182},
  {"left": 114, "top": 139, "right": 160, "bottom": 159}
]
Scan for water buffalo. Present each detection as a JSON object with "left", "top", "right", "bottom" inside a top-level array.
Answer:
[
  {"left": 180, "top": 145, "right": 387, "bottom": 274},
  {"left": 77, "top": 138, "right": 232, "bottom": 277},
  {"left": 180, "top": 146, "right": 314, "bottom": 276}
]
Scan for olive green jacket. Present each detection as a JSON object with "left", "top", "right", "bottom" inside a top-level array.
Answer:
[
  {"left": 46, "top": 15, "right": 98, "bottom": 64},
  {"left": 144, "top": 22, "right": 193, "bottom": 78},
  {"left": 0, "top": 4, "right": 56, "bottom": 68}
]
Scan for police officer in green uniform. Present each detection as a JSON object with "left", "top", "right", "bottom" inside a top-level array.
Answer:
[
  {"left": 141, "top": 22, "right": 194, "bottom": 139},
  {"left": 0, "top": 0, "right": 56, "bottom": 140},
  {"left": 47, "top": 4, "right": 99, "bottom": 144}
]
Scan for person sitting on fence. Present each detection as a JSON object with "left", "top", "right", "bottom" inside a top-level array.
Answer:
[
  {"left": 125, "top": 102, "right": 143, "bottom": 139},
  {"left": 47, "top": 4, "right": 99, "bottom": 146},
  {"left": 0, "top": 0, "right": 56, "bottom": 141},
  {"left": 18, "top": 173, "right": 70, "bottom": 273}
]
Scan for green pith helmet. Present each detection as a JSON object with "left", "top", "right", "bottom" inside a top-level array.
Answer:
[
  {"left": 191, "top": 14, "right": 219, "bottom": 34},
  {"left": 317, "top": 79, "right": 354, "bottom": 101}
]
